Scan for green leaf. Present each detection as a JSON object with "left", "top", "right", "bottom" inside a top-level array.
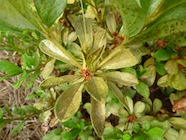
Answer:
[
  {"left": 90, "top": 97, "right": 105, "bottom": 137},
  {"left": 103, "top": 71, "right": 138, "bottom": 87},
  {"left": 0, "top": 0, "right": 39, "bottom": 31},
  {"left": 62, "top": 129, "right": 81, "bottom": 140},
  {"left": 153, "top": 49, "right": 171, "bottom": 61},
  {"left": 10, "top": 120, "right": 26, "bottom": 136},
  {"left": 22, "top": 53, "right": 40, "bottom": 70},
  {"left": 147, "top": 127, "right": 164, "bottom": 138},
  {"left": 125, "top": 20, "right": 186, "bottom": 45},
  {"left": 102, "top": 127, "right": 123, "bottom": 140},
  {"left": 13, "top": 71, "right": 30, "bottom": 89},
  {"left": 100, "top": 47, "right": 141, "bottom": 69},
  {"left": 155, "top": 61, "right": 166, "bottom": 76},
  {"left": 108, "top": 81, "right": 128, "bottom": 109},
  {"left": 54, "top": 83, "right": 84, "bottom": 121},
  {"left": 42, "top": 129, "right": 61, "bottom": 140},
  {"left": 0, "top": 108, "right": 3, "bottom": 119},
  {"left": 116, "top": 0, "right": 148, "bottom": 38},
  {"left": 165, "top": 60, "right": 178, "bottom": 75},
  {"left": 34, "top": 0, "right": 67, "bottom": 27},
  {"left": 39, "top": 39, "right": 71, "bottom": 64},
  {"left": 41, "top": 59, "right": 56, "bottom": 79},
  {"left": 169, "top": 71, "right": 186, "bottom": 90},
  {"left": 136, "top": 81, "right": 150, "bottom": 98},
  {"left": 85, "top": 77, "right": 108, "bottom": 103},
  {"left": 169, "top": 117, "right": 186, "bottom": 129},
  {"left": 0, "top": 119, "right": 11, "bottom": 131},
  {"left": 25, "top": 70, "right": 40, "bottom": 89},
  {"left": 0, "top": 60, "right": 22, "bottom": 81},
  {"left": 153, "top": 98, "right": 162, "bottom": 115}
]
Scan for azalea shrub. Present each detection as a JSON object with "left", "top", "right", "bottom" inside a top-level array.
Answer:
[{"left": 1, "top": 0, "right": 186, "bottom": 139}]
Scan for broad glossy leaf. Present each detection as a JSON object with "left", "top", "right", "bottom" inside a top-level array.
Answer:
[
  {"left": 90, "top": 97, "right": 105, "bottom": 137},
  {"left": 152, "top": 49, "right": 171, "bottom": 61},
  {"left": 39, "top": 39, "right": 71, "bottom": 64},
  {"left": 154, "top": 1, "right": 186, "bottom": 24},
  {"left": 169, "top": 117, "right": 186, "bottom": 129},
  {"left": 116, "top": 0, "right": 148, "bottom": 38},
  {"left": 0, "top": 60, "right": 23, "bottom": 81},
  {"left": 54, "top": 83, "right": 84, "bottom": 121},
  {"left": 35, "top": 0, "right": 67, "bottom": 27},
  {"left": 0, "top": 0, "right": 39, "bottom": 31},
  {"left": 41, "top": 59, "right": 56, "bottom": 79},
  {"left": 85, "top": 77, "right": 108, "bottom": 102},
  {"left": 155, "top": 61, "right": 166, "bottom": 76},
  {"left": 169, "top": 71, "right": 186, "bottom": 91},
  {"left": 40, "top": 75, "right": 81, "bottom": 89},
  {"left": 125, "top": 20, "right": 186, "bottom": 45},
  {"left": 153, "top": 98, "right": 162, "bottom": 115},
  {"left": 147, "top": 127, "right": 164, "bottom": 138},
  {"left": 103, "top": 71, "right": 138, "bottom": 87},
  {"left": 165, "top": 60, "right": 178, "bottom": 75},
  {"left": 136, "top": 81, "right": 150, "bottom": 98},
  {"left": 100, "top": 47, "right": 141, "bottom": 69}
]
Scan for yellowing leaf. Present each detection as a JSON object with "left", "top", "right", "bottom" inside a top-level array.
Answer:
[
  {"left": 85, "top": 77, "right": 108, "bottom": 102},
  {"left": 169, "top": 71, "right": 186, "bottom": 91},
  {"left": 40, "top": 75, "right": 81, "bottom": 89},
  {"left": 41, "top": 59, "right": 56, "bottom": 79},
  {"left": 169, "top": 117, "right": 186, "bottom": 129},
  {"left": 103, "top": 71, "right": 138, "bottom": 87},
  {"left": 134, "top": 101, "right": 145, "bottom": 118},
  {"left": 100, "top": 47, "right": 141, "bottom": 69},
  {"left": 54, "top": 83, "right": 84, "bottom": 121},
  {"left": 39, "top": 39, "right": 71, "bottom": 64},
  {"left": 90, "top": 97, "right": 105, "bottom": 137},
  {"left": 165, "top": 60, "right": 178, "bottom": 75}
]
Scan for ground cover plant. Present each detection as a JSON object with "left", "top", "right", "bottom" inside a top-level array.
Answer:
[{"left": 1, "top": 0, "right": 186, "bottom": 139}]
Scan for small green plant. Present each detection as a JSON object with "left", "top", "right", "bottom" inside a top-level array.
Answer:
[{"left": 1, "top": 0, "right": 186, "bottom": 139}]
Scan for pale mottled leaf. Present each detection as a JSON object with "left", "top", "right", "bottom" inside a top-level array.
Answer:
[
  {"left": 40, "top": 75, "right": 81, "bottom": 89},
  {"left": 134, "top": 101, "right": 145, "bottom": 117},
  {"left": 169, "top": 117, "right": 186, "bottom": 129},
  {"left": 103, "top": 71, "right": 138, "bottom": 87},
  {"left": 39, "top": 39, "right": 71, "bottom": 64},
  {"left": 54, "top": 83, "right": 84, "bottom": 121},
  {"left": 169, "top": 71, "right": 186, "bottom": 91},
  {"left": 85, "top": 77, "right": 108, "bottom": 103},
  {"left": 165, "top": 60, "right": 178, "bottom": 75},
  {"left": 41, "top": 59, "right": 56, "bottom": 79},
  {"left": 100, "top": 47, "right": 141, "bottom": 69},
  {"left": 90, "top": 97, "right": 105, "bottom": 137},
  {"left": 157, "top": 74, "right": 169, "bottom": 87},
  {"left": 125, "top": 20, "right": 186, "bottom": 45}
]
